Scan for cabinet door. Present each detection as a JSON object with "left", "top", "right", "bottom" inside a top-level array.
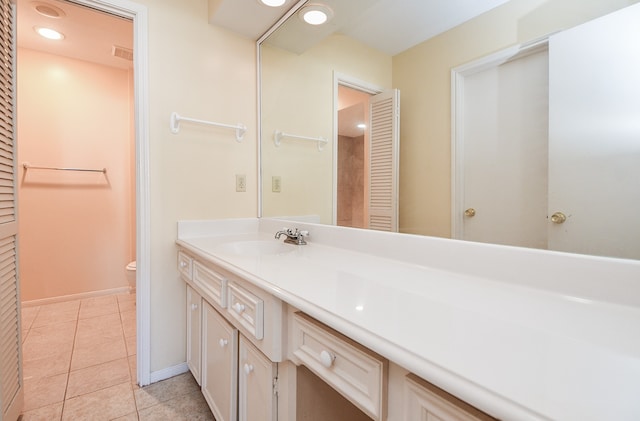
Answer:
[
  {"left": 239, "top": 335, "right": 277, "bottom": 421},
  {"left": 202, "top": 301, "right": 238, "bottom": 421},
  {"left": 186, "top": 285, "right": 202, "bottom": 385}
]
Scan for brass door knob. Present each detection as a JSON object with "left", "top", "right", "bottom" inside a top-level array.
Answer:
[
  {"left": 551, "top": 212, "right": 566, "bottom": 224},
  {"left": 464, "top": 208, "right": 476, "bottom": 217}
]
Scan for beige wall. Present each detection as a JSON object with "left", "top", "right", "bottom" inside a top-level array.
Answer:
[
  {"left": 134, "top": 0, "right": 257, "bottom": 373},
  {"left": 17, "top": 48, "right": 134, "bottom": 301},
  {"left": 394, "top": 0, "right": 640, "bottom": 237},
  {"left": 261, "top": 34, "right": 391, "bottom": 223}
]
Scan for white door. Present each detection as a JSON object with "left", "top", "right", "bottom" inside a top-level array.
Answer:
[
  {"left": 0, "top": 1, "right": 22, "bottom": 420},
  {"left": 459, "top": 47, "right": 549, "bottom": 248},
  {"left": 548, "top": 3, "right": 640, "bottom": 260},
  {"left": 368, "top": 89, "right": 400, "bottom": 232}
]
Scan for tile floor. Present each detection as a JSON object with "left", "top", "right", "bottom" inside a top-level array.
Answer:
[{"left": 20, "top": 293, "right": 215, "bottom": 420}]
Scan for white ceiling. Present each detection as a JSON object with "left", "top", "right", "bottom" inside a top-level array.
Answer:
[
  {"left": 217, "top": 0, "right": 512, "bottom": 55},
  {"left": 16, "top": 0, "right": 511, "bottom": 71},
  {"left": 16, "top": 0, "right": 133, "bottom": 70}
]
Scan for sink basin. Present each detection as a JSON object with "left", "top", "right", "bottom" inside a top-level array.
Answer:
[{"left": 216, "top": 240, "right": 295, "bottom": 256}]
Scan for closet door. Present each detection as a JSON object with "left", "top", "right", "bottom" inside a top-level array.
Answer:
[
  {"left": 368, "top": 89, "right": 399, "bottom": 232},
  {"left": 548, "top": 3, "right": 640, "bottom": 259},
  {"left": 0, "top": 0, "right": 23, "bottom": 420}
]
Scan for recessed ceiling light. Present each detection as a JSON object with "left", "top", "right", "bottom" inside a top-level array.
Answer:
[
  {"left": 299, "top": 4, "right": 333, "bottom": 26},
  {"left": 357, "top": 123, "right": 366, "bottom": 129},
  {"left": 32, "top": 2, "right": 66, "bottom": 18},
  {"left": 34, "top": 26, "right": 64, "bottom": 40},
  {"left": 259, "top": 0, "right": 287, "bottom": 7}
]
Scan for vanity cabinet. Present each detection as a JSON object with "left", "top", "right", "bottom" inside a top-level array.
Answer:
[
  {"left": 186, "top": 284, "right": 202, "bottom": 385},
  {"left": 202, "top": 301, "right": 238, "bottom": 421},
  {"left": 179, "top": 244, "right": 497, "bottom": 421},
  {"left": 179, "top": 249, "right": 284, "bottom": 421}
]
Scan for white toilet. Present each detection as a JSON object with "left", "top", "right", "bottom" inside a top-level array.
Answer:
[{"left": 126, "top": 261, "right": 136, "bottom": 293}]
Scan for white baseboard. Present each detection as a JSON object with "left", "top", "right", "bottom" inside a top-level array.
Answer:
[
  {"left": 148, "top": 362, "right": 189, "bottom": 385},
  {"left": 21, "top": 286, "right": 132, "bottom": 307}
]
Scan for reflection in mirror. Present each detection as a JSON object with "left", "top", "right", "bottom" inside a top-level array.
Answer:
[{"left": 259, "top": 0, "right": 640, "bottom": 260}]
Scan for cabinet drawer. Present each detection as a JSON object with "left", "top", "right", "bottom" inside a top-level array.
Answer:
[
  {"left": 404, "top": 374, "right": 495, "bottom": 421},
  {"left": 228, "top": 282, "right": 264, "bottom": 340},
  {"left": 291, "top": 312, "right": 387, "bottom": 421},
  {"left": 193, "top": 261, "right": 227, "bottom": 308},
  {"left": 178, "top": 251, "right": 193, "bottom": 280}
]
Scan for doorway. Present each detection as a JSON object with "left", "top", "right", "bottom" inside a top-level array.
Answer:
[
  {"left": 336, "top": 85, "right": 370, "bottom": 229},
  {"left": 333, "top": 73, "right": 400, "bottom": 232},
  {"left": 15, "top": 0, "right": 150, "bottom": 387}
]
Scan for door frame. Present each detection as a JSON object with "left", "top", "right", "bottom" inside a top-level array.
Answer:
[
  {"left": 70, "top": 0, "right": 151, "bottom": 386},
  {"left": 450, "top": 37, "right": 549, "bottom": 240},
  {"left": 332, "top": 72, "right": 383, "bottom": 226}
]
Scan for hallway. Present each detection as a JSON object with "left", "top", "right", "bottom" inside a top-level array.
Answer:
[{"left": 19, "top": 293, "right": 214, "bottom": 420}]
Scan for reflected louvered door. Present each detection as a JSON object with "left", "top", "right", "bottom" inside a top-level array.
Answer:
[
  {"left": 368, "top": 89, "right": 399, "bottom": 232},
  {"left": 0, "top": 0, "right": 22, "bottom": 420}
]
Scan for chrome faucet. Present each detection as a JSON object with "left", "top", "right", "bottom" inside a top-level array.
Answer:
[{"left": 274, "top": 228, "right": 309, "bottom": 245}]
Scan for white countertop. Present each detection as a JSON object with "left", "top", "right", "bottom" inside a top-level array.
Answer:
[{"left": 176, "top": 218, "right": 640, "bottom": 421}]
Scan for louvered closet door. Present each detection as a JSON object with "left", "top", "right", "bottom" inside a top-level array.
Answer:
[
  {"left": 0, "top": 0, "right": 22, "bottom": 420},
  {"left": 368, "top": 89, "right": 399, "bottom": 232}
]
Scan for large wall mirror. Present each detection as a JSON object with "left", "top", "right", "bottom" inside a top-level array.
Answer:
[{"left": 259, "top": 0, "right": 640, "bottom": 261}]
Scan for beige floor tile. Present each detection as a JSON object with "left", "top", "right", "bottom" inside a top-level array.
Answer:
[
  {"left": 120, "top": 310, "right": 136, "bottom": 338},
  {"left": 66, "top": 357, "right": 131, "bottom": 399},
  {"left": 71, "top": 335, "right": 127, "bottom": 370},
  {"left": 117, "top": 294, "right": 136, "bottom": 313},
  {"left": 125, "top": 334, "right": 136, "bottom": 356},
  {"left": 20, "top": 401, "right": 63, "bottom": 421},
  {"left": 79, "top": 295, "right": 119, "bottom": 320},
  {"left": 23, "top": 350, "right": 72, "bottom": 381},
  {"left": 75, "top": 313, "right": 123, "bottom": 342},
  {"left": 112, "top": 412, "right": 139, "bottom": 421},
  {"left": 128, "top": 355, "right": 138, "bottom": 387},
  {"left": 134, "top": 373, "right": 200, "bottom": 411},
  {"left": 117, "top": 292, "right": 136, "bottom": 303},
  {"left": 137, "top": 390, "right": 214, "bottom": 421},
  {"left": 22, "top": 372, "right": 67, "bottom": 412},
  {"left": 32, "top": 301, "right": 80, "bottom": 327},
  {"left": 21, "top": 306, "right": 40, "bottom": 330},
  {"left": 22, "top": 321, "right": 76, "bottom": 361},
  {"left": 62, "top": 382, "right": 136, "bottom": 421}
]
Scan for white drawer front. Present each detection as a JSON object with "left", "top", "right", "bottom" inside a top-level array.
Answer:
[
  {"left": 404, "top": 374, "right": 495, "bottom": 421},
  {"left": 193, "top": 261, "right": 227, "bottom": 308},
  {"left": 228, "top": 282, "right": 264, "bottom": 340},
  {"left": 291, "top": 312, "right": 387, "bottom": 421},
  {"left": 178, "top": 251, "right": 193, "bottom": 280}
]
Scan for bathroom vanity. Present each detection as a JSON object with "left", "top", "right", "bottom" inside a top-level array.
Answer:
[{"left": 176, "top": 218, "right": 640, "bottom": 421}]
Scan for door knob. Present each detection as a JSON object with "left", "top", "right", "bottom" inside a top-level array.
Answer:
[
  {"left": 464, "top": 208, "right": 476, "bottom": 217},
  {"left": 551, "top": 212, "right": 566, "bottom": 224}
]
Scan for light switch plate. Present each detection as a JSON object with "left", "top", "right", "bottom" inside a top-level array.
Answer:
[{"left": 272, "top": 176, "right": 281, "bottom": 193}]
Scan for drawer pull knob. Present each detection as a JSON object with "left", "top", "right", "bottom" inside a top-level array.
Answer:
[
  {"left": 244, "top": 363, "right": 254, "bottom": 375},
  {"left": 190, "top": 303, "right": 198, "bottom": 311},
  {"left": 320, "top": 350, "right": 335, "bottom": 368},
  {"left": 233, "top": 303, "right": 246, "bottom": 314},
  {"left": 218, "top": 338, "right": 228, "bottom": 348}
]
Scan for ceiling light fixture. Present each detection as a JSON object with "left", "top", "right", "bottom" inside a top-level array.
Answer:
[
  {"left": 299, "top": 4, "right": 333, "bottom": 26},
  {"left": 259, "top": 0, "right": 287, "bottom": 7},
  {"left": 34, "top": 26, "right": 64, "bottom": 40},
  {"left": 357, "top": 123, "right": 366, "bottom": 129}
]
